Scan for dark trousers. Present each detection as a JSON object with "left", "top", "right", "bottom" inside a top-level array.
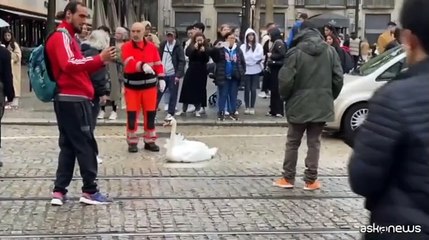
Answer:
[
  {"left": 244, "top": 73, "right": 259, "bottom": 108},
  {"left": 282, "top": 122, "right": 325, "bottom": 183},
  {"left": 91, "top": 97, "right": 100, "bottom": 130},
  {"left": 352, "top": 55, "right": 359, "bottom": 69},
  {"left": 157, "top": 75, "right": 179, "bottom": 115},
  {"left": 269, "top": 67, "right": 284, "bottom": 116},
  {"left": 53, "top": 100, "right": 99, "bottom": 194},
  {"left": 218, "top": 79, "right": 239, "bottom": 114},
  {"left": 261, "top": 70, "right": 271, "bottom": 93}
]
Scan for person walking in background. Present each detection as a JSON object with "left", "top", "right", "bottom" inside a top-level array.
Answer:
[
  {"left": 376, "top": 21, "right": 396, "bottom": 54},
  {"left": 326, "top": 33, "right": 354, "bottom": 74},
  {"left": 81, "top": 30, "right": 111, "bottom": 164},
  {"left": 348, "top": 1, "right": 429, "bottom": 239},
  {"left": 349, "top": 32, "right": 361, "bottom": 68},
  {"left": 259, "top": 22, "right": 276, "bottom": 99},
  {"left": 286, "top": 13, "right": 308, "bottom": 48},
  {"left": 0, "top": 44, "right": 15, "bottom": 168},
  {"left": 211, "top": 31, "right": 246, "bottom": 121},
  {"left": 96, "top": 26, "right": 120, "bottom": 120},
  {"left": 266, "top": 27, "right": 287, "bottom": 117},
  {"left": 1, "top": 30, "right": 21, "bottom": 110},
  {"left": 113, "top": 27, "right": 128, "bottom": 110},
  {"left": 274, "top": 21, "right": 343, "bottom": 191},
  {"left": 240, "top": 28, "right": 263, "bottom": 115},
  {"left": 178, "top": 32, "right": 210, "bottom": 117},
  {"left": 357, "top": 40, "right": 371, "bottom": 67},
  {"left": 157, "top": 28, "right": 185, "bottom": 120},
  {"left": 47, "top": 1, "right": 116, "bottom": 205},
  {"left": 142, "top": 21, "right": 160, "bottom": 48}
]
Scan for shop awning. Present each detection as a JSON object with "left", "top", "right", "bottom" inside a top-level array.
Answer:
[
  {"left": 308, "top": 13, "right": 350, "bottom": 28},
  {"left": 0, "top": 9, "right": 61, "bottom": 23}
]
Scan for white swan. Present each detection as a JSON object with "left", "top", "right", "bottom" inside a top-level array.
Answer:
[{"left": 163, "top": 118, "right": 218, "bottom": 163}]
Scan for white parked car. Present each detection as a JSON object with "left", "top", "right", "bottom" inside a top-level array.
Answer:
[{"left": 326, "top": 46, "right": 407, "bottom": 143}]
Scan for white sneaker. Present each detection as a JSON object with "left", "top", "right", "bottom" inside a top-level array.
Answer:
[
  {"left": 198, "top": 108, "right": 206, "bottom": 115},
  {"left": 187, "top": 105, "right": 196, "bottom": 113},
  {"left": 249, "top": 109, "right": 255, "bottom": 115},
  {"left": 258, "top": 92, "right": 267, "bottom": 98},
  {"left": 97, "top": 156, "right": 103, "bottom": 164},
  {"left": 225, "top": 111, "right": 230, "bottom": 116},
  {"left": 195, "top": 111, "right": 201, "bottom": 117},
  {"left": 97, "top": 110, "right": 105, "bottom": 119},
  {"left": 244, "top": 108, "right": 250, "bottom": 115},
  {"left": 165, "top": 114, "right": 174, "bottom": 121},
  {"left": 175, "top": 111, "right": 185, "bottom": 116},
  {"left": 109, "top": 111, "right": 117, "bottom": 120}
]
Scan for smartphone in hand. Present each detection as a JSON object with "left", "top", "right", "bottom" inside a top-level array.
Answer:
[{"left": 109, "top": 36, "right": 116, "bottom": 47}]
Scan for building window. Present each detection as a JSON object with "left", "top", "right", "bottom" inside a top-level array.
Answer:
[
  {"left": 217, "top": 12, "right": 241, "bottom": 28},
  {"left": 260, "top": 13, "right": 286, "bottom": 33},
  {"left": 175, "top": 12, "right": 201, "bottom": 41}
]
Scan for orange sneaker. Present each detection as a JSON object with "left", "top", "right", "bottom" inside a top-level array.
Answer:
[
  {"left": 304, "top": 180, "right": 321, "bottom": 191},
  {"left": 273, "top": 178, "right": 294, "bottom": 189}
]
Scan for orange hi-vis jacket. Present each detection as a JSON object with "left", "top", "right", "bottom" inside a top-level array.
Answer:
[{"left": 121, "top": 39, "right": 165, "bottom": 90}]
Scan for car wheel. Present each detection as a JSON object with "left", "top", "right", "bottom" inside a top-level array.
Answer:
[{"left": 342, "top": 103, "right": 368, "bottom": 144}]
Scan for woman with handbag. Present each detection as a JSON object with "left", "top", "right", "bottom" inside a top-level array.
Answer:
[{"left": 266, "top": 27, "right": 287, "bottom": 117}]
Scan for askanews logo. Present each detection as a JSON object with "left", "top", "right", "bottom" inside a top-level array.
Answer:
[{"left": 360, "top": 224, "right": 422, "bottom": 234}]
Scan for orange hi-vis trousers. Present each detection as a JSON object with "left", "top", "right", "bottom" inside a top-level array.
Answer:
[{"left": 124, "top": 87, "right": 158, "bottom": 144}]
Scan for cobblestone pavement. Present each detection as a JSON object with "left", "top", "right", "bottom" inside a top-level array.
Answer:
[{"left": 0, "top": 125, "right": 365, "bottom": 239}]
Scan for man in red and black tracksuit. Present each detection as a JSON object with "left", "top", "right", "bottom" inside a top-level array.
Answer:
[
  {"left": 45, "top": 2, "right": 116, "bottom": 205},
  {"left": 122, "top": 22, "right": 166, "bottom": 153}
]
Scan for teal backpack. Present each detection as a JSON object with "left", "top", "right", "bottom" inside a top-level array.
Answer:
[{"left": 28, "top": 28, "right": 71, "bottom": 102}]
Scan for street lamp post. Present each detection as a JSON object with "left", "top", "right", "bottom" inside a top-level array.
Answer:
[
  {"left": 46, "top": 0, "right": 56, "bottom": 37},
  {"left": 250, "top": 0, "right": 256, "bottom": 28},
  {"left": 354, "top": 0, "right": 359, "bottom": 34}
]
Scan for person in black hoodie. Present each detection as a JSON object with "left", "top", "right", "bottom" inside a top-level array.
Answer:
[
  {"left": 0, "top": 45, "right": 15, "bottom": 167},
  {"left": 348, "top": 0, "right": 429, "bottom": 239},
  {"left": 266, "top": 27, "right": 287, "bottom": 117},
  {"left": 80, "top": 30, "right": 110, "bottom": 164},
  {"left": 80, "top": 30, "right": 110, "bottom": 128}
]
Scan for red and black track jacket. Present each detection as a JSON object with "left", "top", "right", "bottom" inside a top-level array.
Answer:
[{"left": 45, "top": 21, "right": 104, "bottom": 100}]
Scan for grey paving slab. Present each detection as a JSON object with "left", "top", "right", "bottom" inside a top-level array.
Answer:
[
  {"left": 0, "top": 177, "right": 356, "bottom": 199},
  {"left": 0, "top": 199, "right": 367, "bottom": 235}
]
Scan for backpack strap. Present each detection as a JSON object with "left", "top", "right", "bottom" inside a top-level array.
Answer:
[{"left": 43, "top": 28, "right": 73, "bottom": 89}]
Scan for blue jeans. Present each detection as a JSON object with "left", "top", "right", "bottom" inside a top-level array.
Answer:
[
  {"left": 218, "top": 79, "right": 239, "bottom": 114},
  {"left": 157, "top": 75, "right": 179, "bottom": 115}
]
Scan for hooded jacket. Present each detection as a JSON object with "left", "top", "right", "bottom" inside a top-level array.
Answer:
[
  {"left": 240, "top": 28, "right": 263, "bottom": 75},
  {"left": 278, "top": 28, "right": 343, "bottom": 124}
]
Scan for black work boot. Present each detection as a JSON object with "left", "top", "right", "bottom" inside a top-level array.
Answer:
[
  {"left": 144, "top": 142, "right": 160, "bottom": 152},
  {"left": 128, "top": 144, "right": 138, "bottom": 153},
  {"left": 0, "top": 161, "right": 3, "bottom": 167}
]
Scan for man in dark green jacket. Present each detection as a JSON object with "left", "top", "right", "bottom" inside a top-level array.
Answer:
[{"left": 273, "top": 21, "right": 343, "bottom": 191}]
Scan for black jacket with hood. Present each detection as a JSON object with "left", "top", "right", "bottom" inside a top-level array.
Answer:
[
  {"left": 81, "top": 43, "right": 110, "bottom": 97},
  {"left": 159, "top": 40, "right": 186, "bottom": 78}
]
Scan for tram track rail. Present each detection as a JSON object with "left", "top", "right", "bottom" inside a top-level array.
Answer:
[
  {"left": 0, "top": 174, "right": 349, "bottom": 181},
  {"left": 0, "top": 195, "right": 361, "bottom": 201},
  {"left": 0, "top": 229, "right": 360, "bottom": 238}
]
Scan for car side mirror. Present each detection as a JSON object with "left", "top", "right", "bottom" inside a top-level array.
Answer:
[{"left": 376, "top": 72, "right": 395, "bottom": 81}]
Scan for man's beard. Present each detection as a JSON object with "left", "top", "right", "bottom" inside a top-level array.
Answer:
[{"left": 74, "top": 24, "right": 82, "bottom": 34}]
